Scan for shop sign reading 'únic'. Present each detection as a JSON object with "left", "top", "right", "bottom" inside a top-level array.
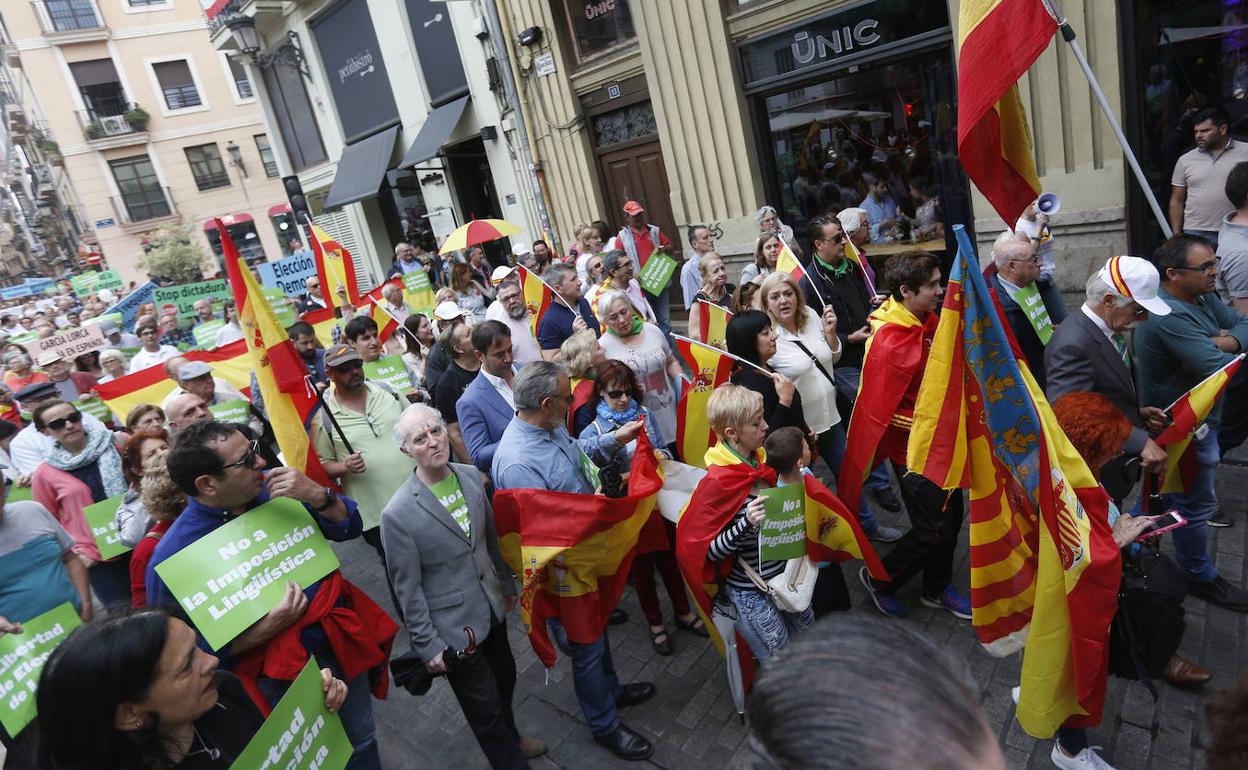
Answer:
[{"left": 738, "top": 0, "right": 949, "bottom": 88}]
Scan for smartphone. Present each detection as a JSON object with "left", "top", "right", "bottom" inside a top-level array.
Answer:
[{"left": 1135, "top": 511, "right": 1187, "bottom": 541}]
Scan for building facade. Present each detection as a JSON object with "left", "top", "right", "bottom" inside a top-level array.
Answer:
[{"left": 2, "top": 0, "right": 290, "bottom": 286}]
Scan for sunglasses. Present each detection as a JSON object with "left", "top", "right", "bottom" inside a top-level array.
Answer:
[
  {"left": 605, "top": 389, "right": 630, "bottom": 399},
  {"left": 45, "top": 412, "right": 82, "bottom": 431},
  {"left": 220, "top": 439, "right": 261, "bottom": 472}
]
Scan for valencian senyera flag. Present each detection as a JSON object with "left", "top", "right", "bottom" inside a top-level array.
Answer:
[
  {"left": 515, "top": 265, "right": 554, "bottom": 338},
  {"left": 691, "top": 299, "right": 731, "bottom": 351},
  {"left": 95, "top": 339, "right": 253, "bottom": 420},
  {"left": 494, "top": 428, "right": 664, "bottom": 667},
  {"left": 220, "top": 219, "right": 334, "bottom": 488},
  {"left": 906, "top": 225, "right": 1121, "bottom": 739},
  {"left": 1153, "top": 354, "right": 1245, "bottom": 493},
  {"left": 672, "top": 334, "right": 735, "bottom": 468},
  {"left": 957, "top": 0, "right": 1055, "bottom": 224}
]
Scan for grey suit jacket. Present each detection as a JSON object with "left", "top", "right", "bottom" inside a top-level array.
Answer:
[
  {"left": 1044, "top": 310, "right": 1148, "bottom": 455},
  {"left": 379, "top": 463, "right": 516, "bottom": 662}
]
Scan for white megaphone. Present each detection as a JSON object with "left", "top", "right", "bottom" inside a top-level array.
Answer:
[{"left": 1036, "top": 192, "right": 1061, "bottom": 216}]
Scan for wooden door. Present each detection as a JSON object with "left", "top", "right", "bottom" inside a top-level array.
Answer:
[{"left": 597, "top": 138, "right": 678, "bottom": 249}]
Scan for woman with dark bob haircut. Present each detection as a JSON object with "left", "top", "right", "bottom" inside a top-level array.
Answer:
[
  {"left": 35, "top": 608, "right": 349, "bottom": 769},
  {"left": 724, "top": 310, "right": 807, "bottom": 435}
]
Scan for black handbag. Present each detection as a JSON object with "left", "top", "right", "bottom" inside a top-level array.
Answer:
[{"left": 1108, "top": 543, "right": 1187, "bottom": 692}]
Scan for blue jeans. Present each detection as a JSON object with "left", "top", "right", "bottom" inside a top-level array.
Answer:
[
  {"left": 568, "top": 630, "right": 623, "bottom": 737},
  {"left": 259, "top": 658, "right": 380, "bottom": 770},
  {"left": 723, "top": 584, "right": 814, "bottom": 661},
  {"left": 817, "top": 423, "right": 880, "bottom": 533},
  {"left": 1159, "top": 427, "right": 1220, "bottom": 583}
]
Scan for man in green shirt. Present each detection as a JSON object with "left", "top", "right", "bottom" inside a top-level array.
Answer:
[{"left": 313, "top": 343, "right": 415, "bottom": 558}]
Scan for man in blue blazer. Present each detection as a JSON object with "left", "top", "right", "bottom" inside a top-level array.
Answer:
[{"left": 457, "top": 321, "right": 518, "bottom": 473}]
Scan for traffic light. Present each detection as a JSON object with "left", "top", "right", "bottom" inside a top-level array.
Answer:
[{"left": 283, "top": 174, "right": 311, "bottom": 228}]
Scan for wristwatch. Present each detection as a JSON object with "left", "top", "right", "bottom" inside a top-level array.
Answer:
[{"left": 312, "top": 487, "right": 336, "bottom": 512}]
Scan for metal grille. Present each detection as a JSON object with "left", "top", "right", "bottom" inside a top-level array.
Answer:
[{"left": 591, "top": 102, "right": 656, "bottom": 148}]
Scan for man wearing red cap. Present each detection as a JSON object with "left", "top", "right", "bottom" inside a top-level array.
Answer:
[{"left": 616, "top": 201, "right": 673, "bottom": 336}]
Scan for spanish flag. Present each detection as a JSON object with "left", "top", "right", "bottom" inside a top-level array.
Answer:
[
  {"left": 494, "top": 429, "right": 664, "bottom": 667},
  {"left": 843, "top": 238, "right": 878, "bottom": 296},
  {"left": 516, "top": 265, "right": 554, "bottom": 337},
  {"left": 302, "top": 306, "right": 341, "bottom": 348},
  {"left": 957, "top": 0, "right": 1054, "bottom": 225},
  {"left": 907, "top": 226, "right": 1120, "bottom": 738},
  {"left": 1154, "top": 354, "right": 1245, "bottom": 493},
  {"left": 221, "top": 220, "right": 333, "bottom": 487},
  {"left": 362, "top": 278, "right": 402, "bottom": 344},
  {"left": 776, "top": 240, "right": 807, "bottom": 283},
  {"left": 803, "top": 474, "right": 887, "bottom": 579},
  {"left": 95, "top": 340, "right": 254, "bottom": 421},
  {"left": 672, "top": 335, "right": 735, "bottom": 468},
  {"left": 307, "top": 218, "right": 360, "bottom": 309},
  {"left": 690, "top": 299, "right": 731, "bottom": 350}
]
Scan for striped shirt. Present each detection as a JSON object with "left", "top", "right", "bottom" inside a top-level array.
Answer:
[{"left": 707, "top": 497, "right": 786, "bottom": 590}]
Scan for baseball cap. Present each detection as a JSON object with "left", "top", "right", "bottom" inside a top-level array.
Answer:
[
  {"left": 1097, "top": 256, "right": 1171, "bottom": 316},
  {"left": 177, "top": 361, "right": 213, "bottom": 381},
  {"left": 98, "top": 318, "right": 119, "bottom": 334},
  {"left": 491, "top": 266, "right": 515, "bottom": 285},
  {"left": 622, "top": 200, "right": 645, "bottom": 216},
  {"left": 324, "top": 344, "right": 362, "bottom": 368},
  {"left": 15, "top": 381, "right": 57, "bottom": 403},
  {"left": 433, "top": 301, "right": 466, "bottom": 322},
  {"left": 511, "top": 243, "right": 532, "bottom": 258},
  {"left": 36, "top": 351, "right": 63, "bottom": 367}
]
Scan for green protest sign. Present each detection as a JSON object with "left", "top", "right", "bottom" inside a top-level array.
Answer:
[
  {"left": 210, "top": 399, "right": 251, "bottom": 425},
  {"left": 1012, "top": 283, "right": 1054, "bottom": 344},
  {"left": 7, "top": 485, "right": 32, "bottom": 503},
  {"left": 263, "top": 287, "right": 296, "bottom": 327},
  {"left": 74, "top": 396, "right": 113, "bottom": 424},
  {"left": 83, "top": 494, "right": 131, "bottom": 561},
  {"left": 577, "top": 447, "right": 601, "bottom": 491},
  {"left": 363, "top": 355, "right": 411, "bottom": 394},
  {"left": 8, "top": 331, "right": 38, "bottom": 345},
  {"left": 155, "top": 497, "right": 340, "bottom": 651},
  {"left": 403, "top": 270, "right": 436, "bottom": 314},
  {"left": 70, "top": 269, "right": 122, "bottom": 296},
  {"left": 154, "top": 280, "right": 231, "bottom": 320},
  {"left": 638, "top": 252, "right": 677, "bottom": 295},
  {"left": 193, "top": 320, "right": 227, "bottom": 349},
  {"left": 230, "top": 658, "right": 352, "bottom": 770},
  {"left": 758, "top": 485, "right": 807, "bottom": 561},
  {"left": 0, "top": 602, "right": 81, "bottom": 736}
]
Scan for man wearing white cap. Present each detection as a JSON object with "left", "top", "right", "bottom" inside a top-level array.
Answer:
[
  {"left": 1134, "top": 235, "right": 1248, "bottom": 611},
  {"left": 38, "top": 352, "right": 97, "bottom": 403},
  {"left": 422, "top": 301, "right": 468, "bottom": 394}
]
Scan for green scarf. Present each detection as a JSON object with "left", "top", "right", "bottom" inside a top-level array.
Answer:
[
  {"left": 815, "top": 253, "right": 851, "bottom": 279},
  {"left": 608, "top": 315, "right": 644, "bottom": 337}
]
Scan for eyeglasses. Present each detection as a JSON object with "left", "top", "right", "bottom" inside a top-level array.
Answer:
[
  {"left": 45, "top": 412, "right": 82, "bottom": 431},
  {"left": 605, "top": 389, "right": 629, "bottom": 399},
  {"left": 219, "top": 439, "right": 261, "bottom": 472},
  {"left": 1009, "top": 255, "right": 1042, "bottom": 265},
  {"left": 407, "top": 424, "right": 445, "bottom": 448},
  {"left": 1172, "top": 258, "right": 1221, "bottom": 273}
]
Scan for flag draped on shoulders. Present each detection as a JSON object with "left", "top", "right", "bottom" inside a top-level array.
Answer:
[
  {"left": 494, "top": 429, "right": 664, "bottom": 668},
  {"left": 837, "top": 296, "right": 932, "bottom": 513},
  {"left": 1153, "top": 354, "right": 1245, "bottom": 493},
  {"left": 957, "top": 0, "right": 1055, "bottom": 225},
  {"left": 673, "top": 336, "right": 734, "bottom": 468},
  {"left": 220, "top": 219, "right": 333, "bottom": 487},
  {"left": 906, "top": 226, "right": 1120, "bottom": 739}
]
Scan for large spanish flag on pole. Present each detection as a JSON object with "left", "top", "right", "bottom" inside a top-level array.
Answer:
[
  {"left": 957, "top": 0, "right": 1055, "bottom": 225},
  {"left": 95, "top": 340, "right": 253, "bottom": 420},
  {"left": 672, "top": 334, "right": 736, "bottom": 468},
  {"left": 907, "top": 226, "right": 1120, "bottom": 738},
  {"left": 1153, "top": 354, "right": 1245, "bottom": 493},
  {"left": 306, "top": 216, "right": 361, "bottom": 309},
  {"left": 494, "top": 429, "right": 664, "bottom": 667},
  {"left": 220, "top": 219, "right": 334, "bottom": 487}
]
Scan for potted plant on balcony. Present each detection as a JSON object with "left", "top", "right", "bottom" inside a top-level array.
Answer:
[
  {"left": 123, "top": 106, "right": 149, "bottom": 132},
  {"left": 84, "top": 121, "right": 104, "bottom": 140}
]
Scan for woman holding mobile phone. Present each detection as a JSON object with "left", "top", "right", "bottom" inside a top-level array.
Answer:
[{"left": 1047, "top": 392, "right": 1209, "bottom": 770}]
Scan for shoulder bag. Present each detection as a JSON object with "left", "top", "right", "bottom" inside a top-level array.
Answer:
[{"left": 740, "top": 555, "right": 816, "bottom": 614}]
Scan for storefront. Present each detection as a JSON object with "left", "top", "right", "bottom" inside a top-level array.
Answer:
[
  {"left": 1121, "top": 0, "right": 1248, "bottom": 252},
  {"left": 738, "top": 0, "right": 971, "bottom": 264},
  {"left": 204, "top": 215, "right": 267, "bottom": 266}
]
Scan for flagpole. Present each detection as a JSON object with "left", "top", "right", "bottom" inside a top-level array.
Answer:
[
  {"left": 518, "top": 265, "right": 577, "bottom": 313},
  {"left": 308, "top": 375, "right": 355, "bottom": 455},
  {"left": 1040, "top": 0, "right": 1173, "bottom": 238},
  {"left": 671, "top": 333, "right": 772, "bottom": 376}
]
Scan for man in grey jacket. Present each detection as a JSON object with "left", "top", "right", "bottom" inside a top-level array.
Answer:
[{"left": 381, "top": 404, "right": 545, "bottom": 768}]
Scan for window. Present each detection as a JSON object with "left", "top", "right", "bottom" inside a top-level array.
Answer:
[
  {"left": 184, "top": 144, "right": 230, "bottom": 191},
  {"left": 152, "top": 60, "right": 202, "bottom": 111},
  {"left": 127, "top": 0, "right": 168, "bottom": 6},
  {"left": 109, "top": 155, "right": 170, "bottom": 221},
  {"left": 260, "top": 58, "right": 327, "bottom": 172},
  {"left": 69, "top": 59, "right": 126, "bottom": 117},
  {"left": 44, "top": 0, "right": 99, "bottom": 31},
  {"left": 254, "top": 134, "right": 279, "bottom": 177},
  {"left": 563, "top": 0, "right": 635, "bottom": 63},
  {"left": 227, "top": 57, "right": 253, "bottom": 100}
]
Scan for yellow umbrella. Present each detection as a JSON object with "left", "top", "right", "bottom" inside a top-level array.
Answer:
[{"left": 438, "top": 218, "right": 524, "bottom": 255}]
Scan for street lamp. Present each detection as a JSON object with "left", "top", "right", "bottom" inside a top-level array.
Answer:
[
  {"left": 225, "top": 140, "right": 247, "bottom": 179},
  {"left": 223, "top": 12, "right": 309, "bottom": 79},
  {"left": 223, "top": 13, "right": 260, "bottom": 58}
]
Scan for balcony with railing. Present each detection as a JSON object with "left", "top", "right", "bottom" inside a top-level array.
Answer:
[
  {"left": 29, "top": 0, "right": 109, "bottom": 42},
  {"left": 74, "top": 102, "right": 149, "bottom": 148},
  {"left": 110, "top": 185, "right": 176, "bottom": 228}
]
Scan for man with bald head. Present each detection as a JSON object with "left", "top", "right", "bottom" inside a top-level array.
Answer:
[
  {"left": 986, "top": 233, "right": 1068, "bottom": 389},
  {"left": 165, "top": 392, "right": 211, "bottom": 435}
]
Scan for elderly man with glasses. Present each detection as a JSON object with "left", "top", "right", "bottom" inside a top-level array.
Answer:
[
  {"left": 146, "top": 419, "right": 395, "bottom": 770},
  {"left": 1132, "top": 236, "right": 1248, "bottom": 610},
  {"left": 985, "top": 232, "right": 1069, "bottom": 390}
]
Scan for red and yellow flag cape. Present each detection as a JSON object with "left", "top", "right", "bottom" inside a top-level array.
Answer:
[{"left": 494, "top": 429, "right": 664, "bottom": 667}]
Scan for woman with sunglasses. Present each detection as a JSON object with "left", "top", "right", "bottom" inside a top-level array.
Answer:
[{"left": 31, "top": 399, "right": 132, "bottom": 606}]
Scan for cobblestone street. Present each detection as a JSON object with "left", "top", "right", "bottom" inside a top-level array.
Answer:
[{"left": 335, "top": 451, "right": 1248, "bottom": 770}]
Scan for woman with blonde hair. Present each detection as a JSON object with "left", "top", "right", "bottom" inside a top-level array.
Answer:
[
  {"left": 560, "top": 328, "right": 607, "bottom": 434},
  {"left": 687, "top": 252, "right": 735, "bottom": 344},
  {"left": 573, "top": 223, "right": 604, "bottom": 282},
  {"left": 742, "top": 231, "right": 782, "bottom": 285}
]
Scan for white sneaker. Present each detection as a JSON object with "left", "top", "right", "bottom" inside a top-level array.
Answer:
[
  {"left": 1011, "top": 686, "right": 1020, "bottom": 705},
  {"left": 1051, "top": 744, "right": 1116, "bottom": 770}
]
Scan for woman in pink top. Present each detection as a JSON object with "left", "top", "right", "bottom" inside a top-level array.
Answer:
[{"left": 32, "top": 399, "right": 130, "bottom": 606}]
